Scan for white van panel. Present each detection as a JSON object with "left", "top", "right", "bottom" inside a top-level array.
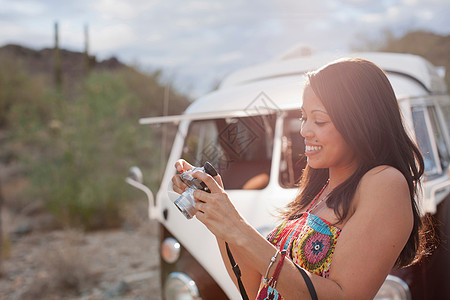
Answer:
[{"left": 220, "top": 52, "right": 447, "bottom": 94}]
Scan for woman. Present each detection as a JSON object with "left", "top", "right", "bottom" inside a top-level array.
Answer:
[{"left": 172, "top": 58, "right": 425, "bottom": 299}]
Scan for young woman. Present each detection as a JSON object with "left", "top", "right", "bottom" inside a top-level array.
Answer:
[{"left": 172, "top": 58, "right": 425, "bottom": 299}]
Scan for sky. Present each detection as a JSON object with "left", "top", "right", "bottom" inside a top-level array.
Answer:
[{"left": 1, "top": 0, "right": 449, "bottom": 98}]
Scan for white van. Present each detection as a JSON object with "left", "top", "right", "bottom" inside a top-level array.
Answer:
[{"left": 127, "top": 50, "right": 450, "bottom": 299}]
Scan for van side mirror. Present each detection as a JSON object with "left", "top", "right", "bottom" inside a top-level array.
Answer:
[
  {"left": 125, "top": 166, "right": 157, "bottom": 220},
  {"left": 128, "top": 166, "right": 143, "bottom": 184}
]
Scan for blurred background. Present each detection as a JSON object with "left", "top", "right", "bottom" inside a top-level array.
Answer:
[{"left": 0, "top": 0, "right": 449, "bottom": 299}]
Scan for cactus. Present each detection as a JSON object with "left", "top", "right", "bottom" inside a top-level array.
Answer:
[
  {"left": 54, "top": 22, "right": 62, "bottom": 89},
  {"left": 84, "top": 24, "right": 90, "bottom": 74}
]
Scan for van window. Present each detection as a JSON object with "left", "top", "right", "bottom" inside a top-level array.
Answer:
[
  {"left": 427, "top": 106, "right": 450, "bottom": 170},
  {"left": 181, "top": 115, "right": 276, "bottom": 190},
  {"left": 443, "top": 104, "right": 450, "bottom": 134},
  {"left": 412, "top": 107, "right": 438, "bottom": 175},
  {"left": 279, "top": 110, "right": 306, "bottom": 188},
  {"left": 412, "top": 106, "right": 450, "bottom": 177}
]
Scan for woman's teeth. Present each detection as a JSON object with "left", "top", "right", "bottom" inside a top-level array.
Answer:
[{"left": 306, "top": 145, "right": 322, "bottom": 151}]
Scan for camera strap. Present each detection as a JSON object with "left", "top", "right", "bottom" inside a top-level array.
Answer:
[{"left": 225, "top": 242, "right": 249, "bottom": 300}]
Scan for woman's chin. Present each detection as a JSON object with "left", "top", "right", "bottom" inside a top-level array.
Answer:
[{"left": 306, "top": 156, "right": 328, "bottom": 169}]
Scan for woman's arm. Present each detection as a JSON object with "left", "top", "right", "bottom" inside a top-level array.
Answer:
[
  {"left": 171, "top": 160, "right": 261, "bottom": 297},
  {"left": 193, "top": 165, "right": 414, "bottom": 299}
]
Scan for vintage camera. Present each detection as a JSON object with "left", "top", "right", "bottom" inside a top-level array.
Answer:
[{"left": 174, "top": 161, "right": 218, "bottom": 219}]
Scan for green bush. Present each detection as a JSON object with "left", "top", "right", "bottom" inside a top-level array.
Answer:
[{"left": 3, "top": 58, "right": 188, "bottom": 230}]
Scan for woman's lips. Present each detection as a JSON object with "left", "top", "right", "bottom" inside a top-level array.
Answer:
[{"left": 305, "top": 145, "right": 322, "bottom": 155}]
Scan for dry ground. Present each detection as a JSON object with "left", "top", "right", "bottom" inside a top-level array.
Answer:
[{"left": 0, "top": 208, "right": 163, "bottom": 300}]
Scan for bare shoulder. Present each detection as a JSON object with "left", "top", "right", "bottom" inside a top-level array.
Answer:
[
  {"left": 348, "top": 165, "right": 414, "bottom": 247},
  {"left": 361, "top": 165, "right": 408, "bottom": 186},
  {"left": 360, "top": 165, "right": 408, "bottom": 190},
  {"left": 356, "top": 165, "right": 411, "bottom": 210}
]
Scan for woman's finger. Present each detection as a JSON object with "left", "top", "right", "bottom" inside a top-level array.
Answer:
[
  {"left": 175, "top": 159, "right": 194, "bottom": 173},
  {"left": 213, "top": 174, "right": 224, "bottom": 189},
  {"left": 171, "top": 174, "right": 189, "bottom": 194},
  {"left": 192, "top": 171, "right": 223, "bottom": 194},
  {"left": 195, "top": 210, "right": 206, "bottom": 223},
  {"left": 195, "top": 200, "right": 205, "bottom": 213},
  {"left": 193, "top": 189, "right": 212, "bottom": 203},
  {"left": 172, "top": 185, "right": 185, "bottom": 194}
]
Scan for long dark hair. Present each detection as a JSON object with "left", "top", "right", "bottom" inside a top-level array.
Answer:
[{"left": 285, "top": 58, "right": 425, "bottom": 267}]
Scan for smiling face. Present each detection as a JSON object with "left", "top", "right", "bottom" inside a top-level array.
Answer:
[{"left": 300, "top": 84, "right": 359, "bottom": 174}]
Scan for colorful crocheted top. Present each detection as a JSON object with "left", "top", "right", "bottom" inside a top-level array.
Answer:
[
  {"left": 267, "top": 213, "right": 341, "bottom": 277},
  {"left": 257, "top": 199, "right": 342, "bottom": 300},
  {"left": 257, "top": 214, "right": 341, "bottom": 299}
]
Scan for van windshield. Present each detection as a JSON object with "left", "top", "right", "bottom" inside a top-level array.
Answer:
[{"left": 181, "top": 114, "right": 276, "bottom": 190}]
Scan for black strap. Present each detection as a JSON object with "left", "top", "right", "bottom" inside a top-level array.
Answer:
[
  {"left": 225, "top": 242, "right": 249, "bottom": 300},
  {"left": 225, "top": 242, "right": 317, "bottom": 300},
  {"left": 296, "top": 264, "right": 318, "bottom": 300}
]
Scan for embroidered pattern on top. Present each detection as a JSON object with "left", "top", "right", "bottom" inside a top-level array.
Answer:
[{"left": 258, "top": 181, "right": 340, "bottom": 299}]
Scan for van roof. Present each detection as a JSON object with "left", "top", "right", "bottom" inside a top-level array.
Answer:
[
  {"left": 140, "top": 52, "right": 447, "bottom": 124},
  {"left": 184, "top": 52, "right": 443, "bottom": 116},
  {"left": 219, "top": 52, "right": 447, "bottom": 94}
]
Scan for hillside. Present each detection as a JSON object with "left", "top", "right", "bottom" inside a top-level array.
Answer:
[
  {"left": 380, "top": 31, "right": 450, "bottom": 70},
  {"left": 0, "top": 44, "right": 125, "bottom": 85},
  {"left": 0, "top": 44, "right": 124, "bottom": 74},
  {"left": 0, "top": 44, "right": 190, "bottom": 111},
  {"left": 0, "top": 44, "right": 190, "bottom": 231},
  {"left": 355, "top": 30, "right": 450, "bottom": 89}
]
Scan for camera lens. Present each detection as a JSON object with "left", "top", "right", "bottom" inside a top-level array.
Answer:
[{"left": 174, "top": 186, "right": 197, "bottom": 219}]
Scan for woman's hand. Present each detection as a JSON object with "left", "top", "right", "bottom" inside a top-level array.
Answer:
[
  {"left": 191, "top": 170, "right": 245, "bottom": 242},
  {"left": 171, "top": 159, "right": 237, "bottom": 241},
  {"left": 171, "top": 159, "right": 224, "bottom": 194}
]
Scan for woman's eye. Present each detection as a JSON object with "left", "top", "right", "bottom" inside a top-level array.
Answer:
[{"left": 299, "top": 115, "right": 327, "bottom": 126}]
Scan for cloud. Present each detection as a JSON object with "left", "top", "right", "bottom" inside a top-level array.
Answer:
[
  {"left": 0, "top": 0, "right": 45, "bottom": 17},
  {"left": 91, "top": 23, "right": 138, "bottom": 52},
  {"left": 0, "top": 0, "right": 449, "bottom": 97},
  {"left": 90, "top": 0, "right": 161, "bottom": 20}
]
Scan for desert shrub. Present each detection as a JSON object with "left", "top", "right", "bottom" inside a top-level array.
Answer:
[
  {"left": 3, "top": 58, "right": 188, "bottom": 230},
  {"left": 28, "top": 71, "right": 166, "bottom": 229}
]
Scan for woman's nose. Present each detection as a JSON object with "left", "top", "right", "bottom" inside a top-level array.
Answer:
[{"left": 300, "top": 122, "right": 313, "bottom": 138}]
